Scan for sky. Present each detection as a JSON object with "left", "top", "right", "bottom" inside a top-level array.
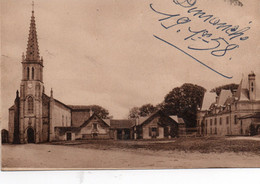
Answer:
[{"left": 1, "top": 0, "right": 260, "bottom": 129}]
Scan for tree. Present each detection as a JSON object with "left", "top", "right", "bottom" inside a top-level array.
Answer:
[
  {"left": 128, "top": 104, "right": 158, "bottom": 118},
  {"left": 210, "top": 83, "right": 239, "bottom": 96},
  {"left": 162, "top": 83, "right": 206, "bottom": 127},
  {"left": 128, "top": 107, "right": 140, "bottom": 119},
  {"left": 90, "top": 105, "right": 110, "bottom": 119},
  {"left": 139, "top": 104, "right": 157, "bottom": 117}
]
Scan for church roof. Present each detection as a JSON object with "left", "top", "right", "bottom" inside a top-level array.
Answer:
[
  {"left": 67, "top": 105, "right": 91, "bottom": 111},
  {"left": 9, "top": 105, "right": 15, "bottom": 110},
  {"left": 25, "top": 9, "right": 41, "bottom": 62}
]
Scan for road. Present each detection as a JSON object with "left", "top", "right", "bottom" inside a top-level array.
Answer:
[{"left": 2, "top": 144, "right": 260, "bottom": 170}]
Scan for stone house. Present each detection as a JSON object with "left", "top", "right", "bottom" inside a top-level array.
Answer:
[
  {"left": 135, "top": 110, "right": 186, "bottom": 139},
  {"left": 197, "top": 72, "right": 260, "bottom": 136}
]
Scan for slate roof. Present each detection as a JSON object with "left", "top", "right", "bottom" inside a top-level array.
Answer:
[
  {"left": 110, "top": 119, "right": 136, "bottom": 129},
  {"left": 169, "top": 116, "right": 185, "bottom": 124},
  {"left": 238, "top": 112, "right": 260, "bottom": 119},
  {"left": 218, "top": 90, "right": 232, "bottom": 106},
  {"left": 79, "top": 113, "right": 110, "bottom": 128},
  {"left": 67, "top": 105, "right": 91, "bottom": 110}
]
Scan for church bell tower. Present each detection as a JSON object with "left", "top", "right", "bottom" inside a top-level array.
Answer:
[{"left": 19, "top": 3, "right": 44, "bottom": 143}]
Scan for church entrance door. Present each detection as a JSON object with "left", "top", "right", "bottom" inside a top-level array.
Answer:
[{"left": 27, "top": 128, "right": 35, "bottom": 143}]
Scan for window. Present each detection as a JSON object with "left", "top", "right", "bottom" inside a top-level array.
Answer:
[
  {"left": 66, "top": 117, "right": 68, "bottom": 127},
  {"left": 215, "top": 127, "right": 217, "bottom": 134},
  {"left": 210, "top": 128, "right": 212, "bottom": 134},
  {"left": 32, "top": 67, "right": 34, "bottom": 80},
  {"left": 62, "top": 115, "right": 64, "bottom": 126},
  {"left": 210, "top": 119, "right": 212, "bottom": 126},
  {"left": 27, "top": 67, "right": 30, "bottom": 80},
  {"left": 27, "top": 96, "right": 33, "bottom": 113},
  {"left": 93, "top": 123, "right": 97, "bottom": 130},
  {"left": 226, "top": 116, "right": 229, "bottom": 124},
  {"left": 234, "top": 115, "right": 237, "bottom": 125},
  {"left": 219, "top": 117, "right": 222, "bottom": 125},
  {"left": 214, "top": 118, "right": 217, "bottom": 125}
]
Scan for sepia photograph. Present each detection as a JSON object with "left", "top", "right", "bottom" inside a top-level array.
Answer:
[{"left": 1, "top": 0, "right": 260, "bottom": 170}]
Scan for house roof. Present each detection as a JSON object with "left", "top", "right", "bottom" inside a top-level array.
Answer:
[
  {"left": 110, "top": 119, "right": 136, "bottom": 129},
  {"left": 201, "top": 92, "right": 216, "bottom": 110},
  {"left": 169, "top": 116, "right": 185, "bottom": 124},
  {"left": 137, "top": 110, "right": 179, "bottom": 127},
  {"left": 238, "top": 112, "right": 260, "bottom": 119},
  {"left": 218, "top": 90, "right": 232, "bottom": 106},
  {"left": 235, "top": 77, "right": 249, "bottom": 101},
  {"left": 79, "top": 113, "right": 110, "bottom": 128}
]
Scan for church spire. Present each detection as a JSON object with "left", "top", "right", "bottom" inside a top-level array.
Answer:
[{"left": 25, "top": 1, "right": 40, "bottom": 62}]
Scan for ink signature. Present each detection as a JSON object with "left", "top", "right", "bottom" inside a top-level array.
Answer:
[{"left": 150, "top": 0, "right": 251, "bottom": 79}]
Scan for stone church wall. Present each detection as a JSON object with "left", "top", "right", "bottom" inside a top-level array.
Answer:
[
  {"left": 8, "top": 109, "right": 15, "bottom": 143},
  {"left": 52, "top": 102, "right": 71, "bottom": 128}
]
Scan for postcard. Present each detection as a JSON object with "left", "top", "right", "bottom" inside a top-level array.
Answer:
[{"left": 1, "top": 0, "right": 260, "bottom": 170}]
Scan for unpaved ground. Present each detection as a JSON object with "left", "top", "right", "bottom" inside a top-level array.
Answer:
[{"left": 2, "top": 144, "right": 260, "bottom": 170}]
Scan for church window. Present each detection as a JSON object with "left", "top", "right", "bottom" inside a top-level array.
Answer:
[
  {"left": 32, "top": 67, "right": 34, "bottom": 80},
  {"left": 28, "top": 96, "right": 33, "bottom": 113},
  {"left": 234, "top": 115, "right": 238, "bottom": 124},
  {"left": 27, "top": 67, "right": 30, "bottom": 80}
]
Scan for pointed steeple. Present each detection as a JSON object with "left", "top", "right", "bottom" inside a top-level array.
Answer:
[{"left": 25, "top": 1, "right": 40, "bottom": 62}]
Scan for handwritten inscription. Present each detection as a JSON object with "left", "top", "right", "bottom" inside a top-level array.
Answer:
[{"left": 151, "top": 0, "right": 251, "bottom": 79}]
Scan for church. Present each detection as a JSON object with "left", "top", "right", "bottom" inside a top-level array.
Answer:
[
  {"left": 8, "top": 7, "right": 186, "bottom": 144},
  {"left": 8, "top": 8, "right": 94, "bottom": 144}
]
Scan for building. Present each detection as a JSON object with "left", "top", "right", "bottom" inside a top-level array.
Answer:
[
  {"left": 1, "top": 129, "right": 9, "bottom": 143},
  {"left": 8, "top": 8, "right": 93, "bottom": 144},
  {"left": 197, "top": 72, "right": 260, "bottom": 136},
  {"left": 8, "top": 6, "right": 187, "bottom": 144},
  {"left": 135, "top": 110, "right": 186, "bottom": 139}
]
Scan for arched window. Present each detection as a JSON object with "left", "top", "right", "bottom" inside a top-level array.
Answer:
[
  {"left": 32, "top": 67, "right": 34, "bottom": 80},
  {"left": 28, "top": 96, "right": 33, "bottom": 113},
  {"left": 27, "top": 67, "right": 30, "bottom": 80}
]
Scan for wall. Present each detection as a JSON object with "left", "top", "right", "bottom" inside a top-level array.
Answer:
[
  {"left": 76, "top": 119, "right": 110, "bottom": 139},
  {"left": 142, "top": 117, "right": 164, "bottom": 139},
  {"left": 52, "top": 102, "right": 71, "bottom": 127},
  {"left": 8, "top": 109, "right": 14, "bottom": 142}
]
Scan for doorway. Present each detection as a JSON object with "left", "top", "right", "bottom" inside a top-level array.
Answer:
[
  {"left": 27, "top": 128, "right": 35, "bottom": 143},
  {"left": 66, "top": 132, "right": 72, "bottom": 141}
]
